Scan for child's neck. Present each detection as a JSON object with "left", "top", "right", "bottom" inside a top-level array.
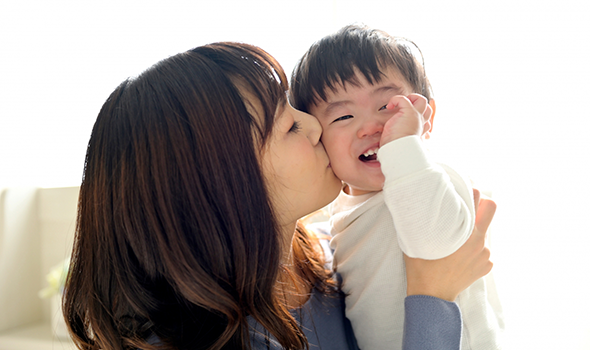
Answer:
[{"left": 344, "top": 184, "right": 380, "bottom": 197}]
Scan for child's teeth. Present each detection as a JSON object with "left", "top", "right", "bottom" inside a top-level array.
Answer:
[{"left": 363, "top": 148, "right": 378, "bottom": 157}]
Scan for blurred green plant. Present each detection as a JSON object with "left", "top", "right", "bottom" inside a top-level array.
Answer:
[{"left": 38, "top": 258, "right": 70, "bottom": 299}]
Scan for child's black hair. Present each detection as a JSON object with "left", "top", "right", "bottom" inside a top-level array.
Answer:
[{"left": 290, "top": 24, "right": 432, "bottom": 113}]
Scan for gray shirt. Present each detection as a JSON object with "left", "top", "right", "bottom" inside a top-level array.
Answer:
[{"left": 249, "top": 287, "right": 462, "bottom": 350}]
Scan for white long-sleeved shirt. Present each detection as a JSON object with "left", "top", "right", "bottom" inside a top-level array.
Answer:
[{"left": 329, "top": 136, "right": 504, "bottom": 350}]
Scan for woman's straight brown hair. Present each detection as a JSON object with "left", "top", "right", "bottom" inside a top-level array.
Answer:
[{"left": 63, "top": 42, "right": 332, "bottom": 350}]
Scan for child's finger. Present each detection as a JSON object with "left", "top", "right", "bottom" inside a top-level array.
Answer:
[
  {"left": 422, "top": 104, "right": 433, "bottom": 134},
  {"left": 386, "top": 95, "right": 414, "bottom": 111},
  {"left": 423, "top": 104, "right": 433, "bottom": 121},
  {"left": 406, "top": 93, "right": 428, "bottom": 114}
]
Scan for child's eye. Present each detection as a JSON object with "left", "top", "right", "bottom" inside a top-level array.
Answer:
[
  {"left": 289, "top": 120, "right": 302, "bottom": 133},
  {"left": 332, "top": 115, "right": 353, "bottom": 124},
  {"left": 378, "top": 104, "right": 388, "bottom": 111}
]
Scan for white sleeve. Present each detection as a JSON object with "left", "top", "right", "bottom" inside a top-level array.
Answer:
[{"left": 378, "top": 135, "right": 475, "bottom": 259}]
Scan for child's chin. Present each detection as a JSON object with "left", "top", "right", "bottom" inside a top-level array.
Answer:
[
  {"left": 362, "top": 165, "right": 385, "bottom": 180},
  {"left": 351, "top": 177, "right": 385, "bottom": 194}
]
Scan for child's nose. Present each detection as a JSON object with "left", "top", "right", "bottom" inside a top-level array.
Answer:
[{"left": 357, "top": 119, "right": 383, "bottom": 139}]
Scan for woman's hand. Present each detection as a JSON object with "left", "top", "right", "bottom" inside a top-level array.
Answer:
[{"left": 404, "top": 189, "right": 496, "bottom": 302}]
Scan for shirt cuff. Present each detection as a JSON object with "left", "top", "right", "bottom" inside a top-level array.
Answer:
[
  {"left": 378, "top": 135, "right": 435, "bottom": 182},
  {"left": 404, "top": 295, "right": 462, "bottom": 350}
]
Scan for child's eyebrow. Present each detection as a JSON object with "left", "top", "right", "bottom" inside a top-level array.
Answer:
[
  {"left": 372, "top": 84, "right": 404, "bottom": 95},
  {"left": 322, "top": 100, "right": 350, "bottom": 117}
]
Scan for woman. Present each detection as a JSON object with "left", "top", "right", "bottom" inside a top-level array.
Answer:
[{"left": 63, "top": 42, "right": 494, "bottom": 350}]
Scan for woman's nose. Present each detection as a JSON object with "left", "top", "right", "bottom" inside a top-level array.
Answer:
[
  {"left": 303, "top": 112, "right": 323, "bottom": 146},
  {"left": 356, "top": 118, "right": 383, "bottom": 139}
]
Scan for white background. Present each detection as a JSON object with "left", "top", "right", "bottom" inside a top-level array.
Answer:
[{"left": 1, "top": 1, "right": 589, "bottom": 348}]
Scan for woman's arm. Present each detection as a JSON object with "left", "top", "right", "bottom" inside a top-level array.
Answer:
[
  {"left": 402, "top": 189, "right": 495, "bottom": 349},
  {"left": 403, "top": 295, "right": 462, "bottom": 350}
]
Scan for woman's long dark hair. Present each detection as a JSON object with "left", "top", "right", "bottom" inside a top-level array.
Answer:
[{"left": 63, "top": 42, "right": 333, "bottom": 350}]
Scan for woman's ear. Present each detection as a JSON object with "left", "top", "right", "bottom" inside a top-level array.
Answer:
[{"left": 423, "top": 99, "right": 436, "bottom": 139}]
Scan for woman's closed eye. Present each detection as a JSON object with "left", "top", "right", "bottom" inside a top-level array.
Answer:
[
  {"left": 289, "top": 120, "right": 302, "bottom": 133},
  {"left": 331, "top": 115, "right": 353, "bottom": 124}
]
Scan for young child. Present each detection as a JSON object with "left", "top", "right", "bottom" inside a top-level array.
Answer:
[{"left": 291, "top": 24, "right": 504, "bottom": 350}]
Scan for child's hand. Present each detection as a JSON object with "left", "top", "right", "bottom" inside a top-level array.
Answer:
[{"left": 380, "top": 93, "right": 432, "bottom": 147}]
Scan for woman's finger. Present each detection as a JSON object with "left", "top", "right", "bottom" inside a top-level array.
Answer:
[
  {"left": 472, "top": 188, "right": 481, "bottom": 213},
  {"left": 475, "top": 198, "right": 496, "bottom": 235}
]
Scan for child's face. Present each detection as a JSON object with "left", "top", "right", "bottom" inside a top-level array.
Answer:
[{"left": 309, "top": 67, "right": 413, "bottom": 196}]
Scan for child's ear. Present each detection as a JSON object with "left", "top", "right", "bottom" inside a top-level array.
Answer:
[{"left": 423, "top": 99, "right": 436, "bottom": 140}]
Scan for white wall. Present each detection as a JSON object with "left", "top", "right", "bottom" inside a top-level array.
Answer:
[
  {"left": 1, "top": 0, "right": 589, "bottom": 348},
  {"left": 0, "top": 187, "right": 77, "bottom": 332},
  {"left": 0, "top": 188, "right": 41, "bottom": 331}
]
